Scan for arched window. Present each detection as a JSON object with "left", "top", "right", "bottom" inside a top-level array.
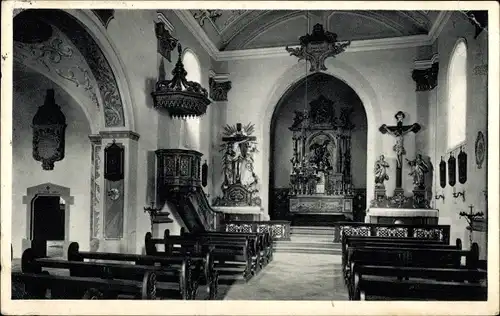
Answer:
[
  {"left": 181, "top": 49, "right": 201, "bottom": 150},
  {"left": 447, "top": 39, "right": 467, "bottom": 150}
]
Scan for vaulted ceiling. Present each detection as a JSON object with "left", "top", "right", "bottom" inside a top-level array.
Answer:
[{"left": 186, "top": 10, "right": 441, "bottom": 51}]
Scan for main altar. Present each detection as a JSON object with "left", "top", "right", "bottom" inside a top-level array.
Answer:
[{"left": 288, "top": 95, "right": 355, "bottom": 220}]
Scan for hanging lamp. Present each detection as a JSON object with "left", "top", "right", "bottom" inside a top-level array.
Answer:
[{"left": 151, "top": 43, "right": 211, "bottom": 119}]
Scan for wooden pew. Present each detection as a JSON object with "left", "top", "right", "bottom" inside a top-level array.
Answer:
[
  {"left": 341, "top": 235, "right": 462, "bottom": 278},
  {"left": 351, "top": 264, "right": 487, "bottom": 300},
  {"left": 144, "top": 231, "right": 219, "bottom": 299},
  {"left": 164, "top": 232, "right": 257, "bottom": 282},
  {"left": 67, "top": 242, "right": 198, "bottom": 299},
  {"left": 184, "top": 230, "right": 273, "bottom": 267},
  {"left": 345, "top": 243, "right": 481, "bottom": 297},
  {"left": 13, "top": 248, "right": 158, "bottom": 299}
]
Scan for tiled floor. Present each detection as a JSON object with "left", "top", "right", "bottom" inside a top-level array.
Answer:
[{"left": 219, "top": 253, "right": 348, "bottom": 300}]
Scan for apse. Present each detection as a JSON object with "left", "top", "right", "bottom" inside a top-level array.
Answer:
[{"left": 269, "top": 73, "right": 368, "bottom": 222}]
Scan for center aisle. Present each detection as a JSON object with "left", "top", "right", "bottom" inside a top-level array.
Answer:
[{"left": 220, "top": 253, "right": 348, "bottom": 300}]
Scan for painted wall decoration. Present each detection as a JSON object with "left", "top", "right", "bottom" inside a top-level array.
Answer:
[
  {"left": 32, "top": 89, "right": 67, "bottom": 170},
  {"left": 448, "top": 153, "right": 456, "bottom": 187},
  {"left": 439, "top": 156, "right": 447, "bottom": 188},
  {"left": 458, "top": 147, "right": 468, "bottom": 184},
  {"left": 475, "top": 131, "right": 486, "bottom": 169},
  {"left": 103, "top": 141, "right": 125, "bottom": 239},
  {"left": 213, "top": 123, "right": 261, "bottom": 207}
]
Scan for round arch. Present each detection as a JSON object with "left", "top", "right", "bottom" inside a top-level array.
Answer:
[
  {"left": 261, "top": 57, "right": 382, "bottom": 218},
  {"left": 64, "top": 9, "right": 137, "bottom": 132},
  {"left": 13, "top": 9, "right": 137, "bottom": 131}
]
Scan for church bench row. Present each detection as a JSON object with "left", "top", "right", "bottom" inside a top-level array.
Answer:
[
  {"left": 350, "top": 266, "right": 487, "bottom": 301},
  {"left": 341, "top": 235, "right": 462, "bottom": 274},
  {"left": 334, "top": 222, "right": 451, "bottom": 243},
  {"left": 12, "top": 270, "right": 157, "bottom": 300},
  {"left": 14, "top": 247, "right": 159, "bottom": 299},
  {"left": 144, "top": 232, "right": 218, "bottom": 299},
  {"left": 152, "top": 229, "right": 273, "bottom": 282},
  {"left": 344, "top": 243, "right": 479, "bottom": 285},
  {"left": 182, "top": 230, "right": 274, "bottom": 266},
  {"left": 341, "top": 237, "right": 486, "bottom": 300}
]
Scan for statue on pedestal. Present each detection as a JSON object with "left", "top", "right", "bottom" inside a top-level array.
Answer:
[
  {"left": 374, "top": 155, "right": 390, "bottom": 188},
  {"left": 406, "top": 154, "right": 429, "bottom": 189}
]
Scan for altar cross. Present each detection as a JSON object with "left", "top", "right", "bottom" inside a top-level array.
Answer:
[{"left": 379, "top": 111, "right": 421, "bottom": 189}]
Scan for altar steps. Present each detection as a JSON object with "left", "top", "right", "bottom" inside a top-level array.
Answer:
[{"left": 274, "top": 226, "right": 341, "bottom": 255}]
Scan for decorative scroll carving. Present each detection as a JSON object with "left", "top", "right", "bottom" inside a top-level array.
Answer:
[
  {"left": 213, "top": 123, "right": 260, "bottom": 207},
  {"left": 14, "top": 30, "right": 99, "bottom": 107},
  {"left": 209, "top": 77, "right": 232, "bottom": 101},
  {"left": 32, "top": 89, "right": 67, "bottom": 170},
  {"left": 89, "top": 135, "right": 102, "bottom": 239},
  {"left": 285, "top": 23, "right": 351, "bottom": 72},
  {"left": 92, "top": 10, "right": 115, "bottom": 29},
  {"left": 337, "top": 223, "right": 449, "bottom": 243},
  {"left": 49, "top": 12, "right": 125, "bottom": 126},
  {"left": 192, "top": 10, "right": 222, "bottom": 26},
  {"left": 155, "top": 22, "right": 178, "bottom": 62},
  {"left": 411, "top": 62, "right": 439, "bottom": 91}
]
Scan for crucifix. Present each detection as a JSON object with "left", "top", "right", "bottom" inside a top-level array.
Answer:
[
  {"left": 222, "top": 123, "right": 257, "bottom": 184},
  {"left": 379, "top": 111, "right": 421, "bottom": 191}
]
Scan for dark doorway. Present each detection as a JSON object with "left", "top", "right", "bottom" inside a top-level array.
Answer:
[{"left": 31, "top": 195, "right": 65, "bottom": 240}]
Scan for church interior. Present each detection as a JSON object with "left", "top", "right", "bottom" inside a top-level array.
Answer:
[{"left": 5, "top": 7, "right": 492, "bottom": 303}]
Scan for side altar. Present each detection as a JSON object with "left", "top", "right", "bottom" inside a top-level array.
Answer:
[
  {"left": 288, "top": 95, "right": 355, "bottom": 220},
  {"left": 367, "top": 111, "right": 437, "bottom": 225}
]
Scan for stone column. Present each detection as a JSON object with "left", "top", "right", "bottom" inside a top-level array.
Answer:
[{"left": 208, "top": 70, "right": 232, "bottom": 201}]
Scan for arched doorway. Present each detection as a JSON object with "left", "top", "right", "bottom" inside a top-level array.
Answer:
[{"left": 269, "top": 73, "right": 368, "bottom": 225}]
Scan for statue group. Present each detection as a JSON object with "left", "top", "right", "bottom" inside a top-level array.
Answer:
[{"left": 374, "top": 153, "right": 429, "bottom": 189}]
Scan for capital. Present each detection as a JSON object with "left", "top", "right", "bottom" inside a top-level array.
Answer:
[
  {"left": 209, "top": 73, "right": 232, "bottom": 102},
  {"left": 412, "top": 55, "right": 439, "bottom": 91}
]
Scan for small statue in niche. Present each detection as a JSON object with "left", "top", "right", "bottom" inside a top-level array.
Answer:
[
  {"left": 374, "top": 155, "right": 390, "bottom": 188},
  {"left": 406, "top": 154, "right": 429, "bottom": 189}
]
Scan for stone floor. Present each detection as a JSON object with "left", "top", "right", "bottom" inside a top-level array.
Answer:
[{"left": 218, "top": 253, "right": 348, "bottom": 300}]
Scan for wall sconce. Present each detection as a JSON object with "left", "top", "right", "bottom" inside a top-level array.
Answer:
[
  {"left": 434, "top": 194, "right": 445, "bottom": 201},
  {"left": 459, "top": 205, "right": 484, "bottom": 245},
  {"left": 453, "top": 190, "right": 466, "bottom": 202}
]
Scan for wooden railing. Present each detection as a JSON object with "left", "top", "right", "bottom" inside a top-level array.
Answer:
[
  {"left": 333, "top": 222, "right": 451, "bottom": 243},
  {"left": 221, "top": 220, "right": 291, "bottom": 241}
]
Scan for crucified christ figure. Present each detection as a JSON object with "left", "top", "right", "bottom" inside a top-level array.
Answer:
[{"left": 379, "top": 111, "right": 421, "bottom": 189}]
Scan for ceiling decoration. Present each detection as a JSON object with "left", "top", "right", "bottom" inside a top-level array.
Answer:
[
  {"left": 193, "top": 10, "right": 223, "bottom": 26},
  {"left": 14, "top": 23, "right": 100, "bottom": 109},
  {"left": 187, "top": 10, "right": 436, "bottom": 51},
  {"left": 18, "top": 10, "right": 126, "bottom": 127},
  {"left": 286, "top": 23, "right": 351, "bottom": 72}
]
